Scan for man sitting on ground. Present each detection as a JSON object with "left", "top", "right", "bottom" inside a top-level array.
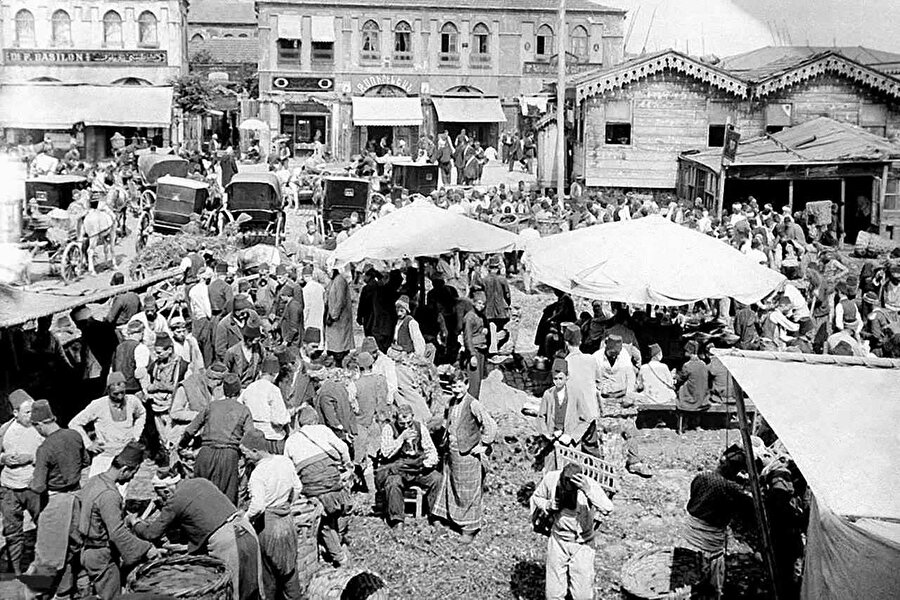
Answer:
[{"left": 374, "top": 404, "right": 441, "bottom": 529}]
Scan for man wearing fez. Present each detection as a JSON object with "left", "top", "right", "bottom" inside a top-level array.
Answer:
[
  {"left": 146, "top": 332, "right": 189, "bottom": 465},
  {"left": 179, "top": 373, "right": 253, "bottom": 505},
  {"left": 224, "top": 313, "right": 264, "bottom": 388},
  {"left": 241, "top": 356, "right": 291, "bottom": 453},
  {"left": 111, "top": 319, "right": 151, "bottom": 398},
  {"left": 170, "top": 315, "right": 205, "bottom": 375},
  {"left": 71, "top": 372, "right": 146, "bottom": 479},
  {"left": 375, "top": 403, "right": 441, "bottom": 528},
  {"left": 24, "top": 399, "right": 90, "bottom": 599},
  {"left": 214, "top": 294, "right": 255, "bottom": 364},
  {"left": 78, "top": 441, "right": 160, "bottom": 599}
]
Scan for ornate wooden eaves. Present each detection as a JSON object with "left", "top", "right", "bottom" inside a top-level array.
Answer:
[
  {"left": 754, "top": 53, "right": 900, "bottom": 100},
  {"left": 575, "top": 51, "right": 750, "bottom": 103}
]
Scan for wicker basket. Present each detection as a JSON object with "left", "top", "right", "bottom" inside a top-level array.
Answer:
[
  {"left": 620, "top": 547, "right": 697, "bottom": 600},
  {"left": 307, "top": 567, "right": 387, "bottom": 600},
  {"left": 855, "top": 230, "right": 899, "bottom": 256},
  {"left": 126, "top": 555, "right": 232, "bottom": 599},
  {"left": 805, "top": 200, "right": 833, "bottom": 225},
  {"left": 534, "top": 217, "right": 564, "bottom": 236}
]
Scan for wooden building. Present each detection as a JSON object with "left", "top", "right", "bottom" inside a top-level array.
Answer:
[
  {"left": 678, "top": 117, "right": 900, "bottom": 241},
  {"left": 570, "top": 49, "right": 900, "bottom": 197}
]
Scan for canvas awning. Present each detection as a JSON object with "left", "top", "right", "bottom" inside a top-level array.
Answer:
[
  {"left": 351, "top": 97, "right": 423, "bottom": 127},
  {"left": 0, "top": 84, "right": 172, "bottom": 129},
  {"left": 311, "top": 16, "right": 335, "bottom": 42},
  {"left": 525, "top": 215, "right": 786, "bottom": 306},
  {"left": 277, "top": 15, "right": 302, "bottom": 39},
  {"left": 432, "top": 97, "right": 507, "bottom": 123},
  {"left": 332, "top": 198, "right": 518, "bottom": 264},
  {"left": 715, "top": 350, "right": 900, "bottom": 520}
]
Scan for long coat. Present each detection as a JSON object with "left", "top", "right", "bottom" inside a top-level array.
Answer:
[{"left": 325, "top": 272, "right": 355, "bottom": 353}]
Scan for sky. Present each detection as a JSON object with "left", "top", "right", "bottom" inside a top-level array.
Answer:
[{"left": 597, "top": 0, "right": 900, "bottom": 58}]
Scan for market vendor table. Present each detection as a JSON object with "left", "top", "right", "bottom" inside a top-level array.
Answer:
[{"left": 636, "top": 402, "right": 757, "bottom": 434}]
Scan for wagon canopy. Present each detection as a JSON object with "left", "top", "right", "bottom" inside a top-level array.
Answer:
[
  {"left": 225, "top": 172, "right": 282, "bottom": 212},
  {"left": 138, "top": 155, "right": 189, "bottom": 185}
]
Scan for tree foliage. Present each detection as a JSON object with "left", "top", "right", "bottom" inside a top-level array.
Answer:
[{"left": 169, "top": 74, "right": 215, "bottom": 114}]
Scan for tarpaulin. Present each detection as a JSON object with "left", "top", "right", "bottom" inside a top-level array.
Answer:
[
  {"left": 0, "top": 84, "right": 173, "bottom": 129},
  {"left": 525, "top": 215, "right": 786, "bottom": 306},
  {"left": 311, "top": 16, "right": 335, "bottom": 42},
  {"left": 277, "top": 15, "right": 302, "bottom": 40},
  {"left": 432, "top": 97, "right": 507, "bottom": 123},
  {"left": 801, "top": 496, "right": 900, "bottom": 600},
  {"left": 716, "top": 351, "right": 900, "bottom": 520},
  {"left": 332, "top": 199, "right": 518, "bottom": 264}
]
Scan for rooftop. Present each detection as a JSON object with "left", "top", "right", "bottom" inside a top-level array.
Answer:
[
  {"left": 189, "top": 37, "right": 258, "bottom": 64},
  {"left": 255, "top": 0, "right": 623, "bottom": 12},
  {"left": 719, "top": 45, "right": 900, "bottom": 81},
  {"left": 682, "top": 116, "right": 900, "bottom": 173},
  {"left": 187, "top": 0, "right": 256, "bottom": 25}
]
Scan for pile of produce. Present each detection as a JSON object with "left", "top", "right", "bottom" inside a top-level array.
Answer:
[{"left": 130, "top": 233, "right": 238, "bottom": 279}]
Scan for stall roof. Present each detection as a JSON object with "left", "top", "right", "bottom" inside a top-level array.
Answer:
[
  {"left": 715, "top": 349, "right": 900, "bottom": 520},
  {"left": 432, "top": 97, "right": 507, "bottom": 123},
  {"left": 681, "top": 116, "right": 900, "bottom": 174},
  {"left": 719, "top": 46, "right": 900, "bottom": 82},
  {"left": 0, "top": 267, "right": 180, "bottom": 330},
  {"left": 0, "top": 84, "right": 173, "bottom": 129},
  {"left": 351, "top": 97, "right": 423, "bottom": 127}
]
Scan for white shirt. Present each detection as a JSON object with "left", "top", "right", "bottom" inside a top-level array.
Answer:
[
  {"left": 302, "top": 279, "right": 326, "bottom": 344},
  {"left": 394, "top": 316, "right": 427, "bottom": 356},
  {"left": 189, "top": 281, "right": 212, "bottom": 320},
  {"left": 284, "top": 424, "right": 351, "bottom": 469},
  {"left": 639, "top": 361, "right": 676, "bottom": 404},
  {"left": 129, "top": 312, "right": 171, "bottom": 350},
  {"left": 246, "top": 454, "right": 302, "bottom": 519},
  {"left": 241, "top": 379, "right": 290, "bottom": 440},
  {"left": 172, "top": 334, "right": 204, "bottom": 374},
  {"left": 783, "top": 283, "right": 811, "bottom": 320},
  {"left": 0, "top": 421, "right": 44, "bottom": 489}
]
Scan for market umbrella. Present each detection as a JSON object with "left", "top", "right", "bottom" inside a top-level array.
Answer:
[
  {"left": 238, "top": 118, "right": 269, "bottom": 131},
  {"left": 525, "top": 215, "right": 786, "bottom": 306},
  {"left": 332, "top": 199, "right": 519, "bottom": 264}
]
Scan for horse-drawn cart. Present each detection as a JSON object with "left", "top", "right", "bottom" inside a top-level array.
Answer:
[
  {"left": 134, "top": 154, "right": 190, "bottom": 209},
  {"left": 222, "top": 172, "right": 286, "bottom": 246},
  {"left": 136, "top": 176, "right": 211, "bottom": 251}
]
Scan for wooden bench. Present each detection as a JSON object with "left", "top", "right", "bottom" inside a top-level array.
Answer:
[{"left": 636, "top": 402, "right": 756, "bottom": 434}]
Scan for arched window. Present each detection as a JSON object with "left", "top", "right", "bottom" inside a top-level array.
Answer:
[
  {"left": 570, "top": 25, "right": 588, "bottom": 60},
  {"left": 472, "top": 23, "right": 490, "bottom": 56},
  {"left": 393, "top": 21, "right": 412, "bottom": 61},
  {"left": 223, "top": 33, "right": 234, "bottom": 38},
  {"left": 138, "top": 11, "right": 158, "bottom": 47},
  {"left": 103, "top": 11, "right": 123, "bottom": 47},
  {"left": 440, "top": 22, "right": 458, "bottom": 62},
  {"left": 238, "top": 33, "right": 248, "bottom": 38},
  {"left": 14, "top": 9, "right": 35, "bottom": 47},
  {"left": 111, "top": 77, "right": 152, "bottom": 86},
  {"left": 536, "top": 24, "right": 554, "bottom": 57},
  {"left": 361, "top": 20, "right": 380, "bottom": 60},
  {"left": 51, "top": 10, "right": 72, "bottom": 46},
  {"left": 191, "top": 33, "right": 205, "bottom": 42}
]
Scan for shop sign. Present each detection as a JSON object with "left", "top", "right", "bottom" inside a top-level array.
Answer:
[
  {"left": 355, "top": 75, "right": 413, "bottom": 95},
  {"left": 523, "top": 61, "right": 595, "bottom": 76},
  {"left": 4, "top": 48, "right": 167, "bottom": 65},
  {"left": 272, "top": 76, "right": 334, "bottom": 92}
]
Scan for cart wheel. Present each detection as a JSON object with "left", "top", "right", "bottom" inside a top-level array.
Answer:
[
  {"left": 61, "top": 243, "right": 85, "bottom": 282},
  {"left": 136, "top": 212, "right": 152, "bottom": 252},
  {"left": 140, "top": 190, "right": 156, "bottom": 210}
]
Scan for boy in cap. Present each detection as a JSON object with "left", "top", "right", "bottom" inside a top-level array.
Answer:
[
  {"left": 240, "top": 356, "right": 291, "bottom": 453},
  {"left": 111, "top": 319, "right": 151, "bottom": 397},
  {"left": 189, "top": 267, "right": 215, "bottom": 365},
  {"left": 240, "top": 428, "right": 303, "bottom": 600},
  {"left": 0, "top": 390, "right": 43, "bottom": 574},
  {"left": 71, "top": 372, "right": 146, "bottom": 479},
  {"left": 79, "top": 441, "right": 160, "bottom": 598},
  {"left": 537, "top": 358, "right": 597, "bottom": 471},
  {"left": 180, "top": 373, "right": 253, "bottom": 505},
  {"left": 170, "top": 314, "right": 205, "bottom": 374},
  {"left": 146, "top": 332, "right": 189, "bottom": 464},
  {"left": 462, "top": 291, "right": 489, "bottom": 398},
  {"left": 25, "top": 399, "right": 90, "bottom": 599},
  {"left": 353, "top": 351, "right": 390, "bottom": 493},
  {"left": 224, "top": 313, "right": 263, "bottom": 388}
]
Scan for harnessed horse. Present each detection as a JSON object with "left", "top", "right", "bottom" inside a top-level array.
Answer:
[{"left": 70, "top": 191, "right": 118, "bottom": 275}]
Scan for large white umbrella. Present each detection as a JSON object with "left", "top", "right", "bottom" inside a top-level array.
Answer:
[
  {"left": 238, "top": 118, "right": 269, "bottom": 131},
  {"left": 333, "top": 199, "right": 519, "bottom": 264},
  {"left": 526, "top": 215, "right": 786, "bottom": 306}
]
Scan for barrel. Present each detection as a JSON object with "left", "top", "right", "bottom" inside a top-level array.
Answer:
[{"left": 126, "top": 555, "right": 231, "bottom": 600}]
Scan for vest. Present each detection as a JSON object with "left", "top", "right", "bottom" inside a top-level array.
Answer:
[
  {"left": 112, "top": 338, "right": 140, "bottom": 392},
  {"left": 454, "top": 394, "right": 482, "bottom": 455},
  {"left": 388, "top": 420, "right": 424, "bottom": 461},
  {"left": 395, "top": 315, "right": 414, "bottom": 353}
]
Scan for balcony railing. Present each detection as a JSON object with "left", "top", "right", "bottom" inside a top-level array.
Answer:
[
  {"left": 469, "top": 53, "right": 491, "bottom": 68},
  {"left": 392, "top": 51, "right": 413, "bottom": 63},
  {"left": 439, "top": 51, "right": 459, "bottom": 65}
]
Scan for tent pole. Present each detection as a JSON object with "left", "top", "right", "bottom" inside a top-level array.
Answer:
[
  {"left": 416, "top": 257, "right": 426, "bottom": 309},
  {"left": 735, "top": 386, "right": 781, "bottom": 600}
]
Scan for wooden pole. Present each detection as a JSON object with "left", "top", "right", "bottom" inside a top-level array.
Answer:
[
  {"left": 735, "top": 386, "right": 781, "bottom": 600},
  {"left": 716, "top": 164, "right": 727, "bottom": 218},
  {"left": 557, "top": 0, "right": 567, "bottom": 201}
]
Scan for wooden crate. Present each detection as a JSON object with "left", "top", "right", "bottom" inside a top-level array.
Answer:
[{"left": 554, "top": 444, "right": 618, "bottom": 496}]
